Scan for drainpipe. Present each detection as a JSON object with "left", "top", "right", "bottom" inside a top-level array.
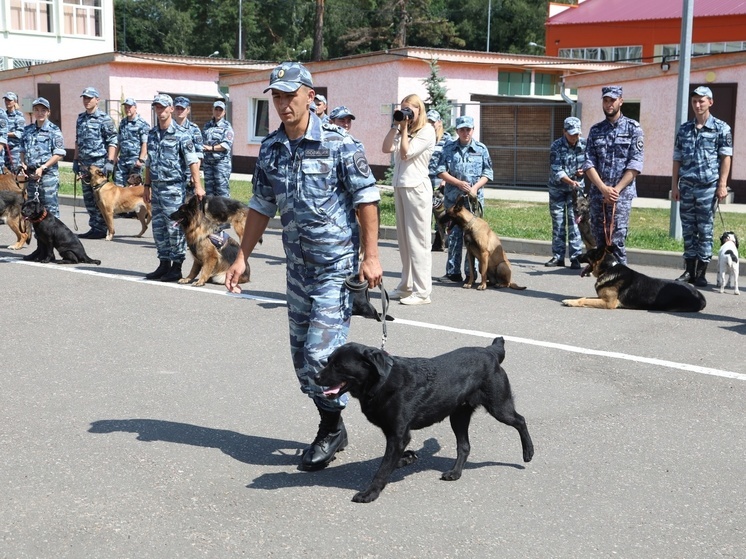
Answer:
[{"left": 560, "top": 75, "right": 576, "bottom": 116}]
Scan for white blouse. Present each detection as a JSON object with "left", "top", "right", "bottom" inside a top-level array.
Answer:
[{"left": 391, "top": 124, "right": 436, "bottom": 188}]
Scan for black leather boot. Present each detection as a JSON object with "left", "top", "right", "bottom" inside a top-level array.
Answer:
[
  {"left": 675, "top": 258, "right": 697, "bottom": 283},
  {"left": 144, "top": 259, "right": 170, "bottom": 280},
  {"left": 160, "top": 261, "right": 183, "bottom": 283},
  {"left": 694, "top": 260, "right": 708, "bottom": 287},
  {"left": 299, "top": 408, "right": 348, "bottom": 471}
]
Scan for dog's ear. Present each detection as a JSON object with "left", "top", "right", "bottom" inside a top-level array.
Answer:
[
  {"left": 490, "top": 337, "right": 506, "bottom": 363},
  {"left": 363, "top": 347, "right": 393, "bottom": 387}
]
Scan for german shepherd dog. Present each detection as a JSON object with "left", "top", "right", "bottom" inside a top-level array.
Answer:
[
  {"left": 88, "top": 165, "right": 151, "bottom": 240},
  {"left": 431, "top": 186, "right": 449, "bottom": 252},
  {"left": 21, "top": 197, "right": 101, "bottom": 265},
  {"left": 196, "top": 195, "right": 249, "bottom": 241},
  {"left": 445, "top": 196, "right": 526, "bottom": 291},
  {"left": 315, "top": 337, "right": 534, "bottom": 503},
  {"left": 169, "top": 196, "right": 250, "bottom": 287},
  {"left": 562, "top": 246, "right": 706, "bottom": 311},
  {"left": 572, "top": 188, "right": 595, "bottom": 250},
  {"left": 0, "top": 190, "right": 30, "bottom": 250}
]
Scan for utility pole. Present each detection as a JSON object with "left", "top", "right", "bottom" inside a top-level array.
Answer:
[
  {"left": 312, "top": 0, "right": 324, "bottom": 61},
  {"left": 237, "top": 0, "right": 243, "bottom": 60},
  {"left": 669, "top": 0, "right": 694, "bottom": 239},
  {"left": 487, "top": 0, "right": 491, "bottom": 52}
]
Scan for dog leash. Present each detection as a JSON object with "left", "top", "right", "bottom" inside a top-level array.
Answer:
[
  {"left": 73, "top": 172, "right": 79, "bottom": 231},
  {"left": 602, "top": 201, "right": 616, "bottom": 247},
  {"left": 345, "top": 275, "right": 390, "bottom": 350}
]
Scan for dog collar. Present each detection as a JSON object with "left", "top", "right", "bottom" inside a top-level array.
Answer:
[{"left": 29, "top": 209, "right": 48, "bottom": 223}]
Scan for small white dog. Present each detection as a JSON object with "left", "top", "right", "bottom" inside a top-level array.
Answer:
[{"left": 717, "top": 231, "right": 740, "bottom": 295}]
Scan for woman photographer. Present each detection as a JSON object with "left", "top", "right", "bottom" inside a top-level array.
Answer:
[{"left": 382, "top": 94, "right": 436, "bottom": 305}]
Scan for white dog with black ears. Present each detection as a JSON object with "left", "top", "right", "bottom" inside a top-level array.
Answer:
[{"left": 717, "top": 231, "right": 740, "bottom": 295}]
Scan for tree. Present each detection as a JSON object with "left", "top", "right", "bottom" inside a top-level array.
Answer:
[{"left": 423, "top": 59, "right": 453, "bottom": 132}]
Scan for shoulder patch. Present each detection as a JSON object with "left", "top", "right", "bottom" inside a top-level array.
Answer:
[
  {"left": 353, "top": 151, "right": 371, "bottom": 177},
  {"left": 725, "top": 132, "right": 733, "bottom": 147},
  {"left": 636, "top": 137, "right": 644, "bottom": 151}
]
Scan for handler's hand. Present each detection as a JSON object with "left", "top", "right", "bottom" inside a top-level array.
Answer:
[
  {"left": 716, "top": 184, "right": 728, "bottom": 202},
  {"left": 359, "top": 256, "right": 383, "bottom": 289},
  {"left": 225, "top": 259, "right": 246, "bottom": 294}
]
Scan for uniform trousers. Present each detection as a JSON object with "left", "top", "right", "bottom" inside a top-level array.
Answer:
[
  {"left": 151, "top": 181, "right": 186, "bottom": 262},
  {"left": 679, "top": 179, "right": 717, "bottom": 262},
  {"left": 79, "top": 156, "right": 107, "bottom": 233},
  {"left": 27, "top": 172, "right": 60, "bottom": 218},
  {"left": 590, "top": 192, "right": 633, "bottom": 264},
  {"left": 548, "top": 187, "right": 583, "bottom": 260}
]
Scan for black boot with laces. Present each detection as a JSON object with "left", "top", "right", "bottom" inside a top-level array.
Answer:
[{"left": 299, "top": 408, "right": 348, "bottom": 471}]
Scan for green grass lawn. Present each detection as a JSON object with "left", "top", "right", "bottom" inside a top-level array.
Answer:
[{"left": 58, "top": 169, "right": 745, "bottom": 257}]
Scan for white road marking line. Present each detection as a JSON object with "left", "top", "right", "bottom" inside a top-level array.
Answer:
[{"left": 4, "top": 256, "right": 744, "bottom": 381}]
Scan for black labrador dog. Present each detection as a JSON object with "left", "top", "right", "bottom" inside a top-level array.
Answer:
[
  {"left": 21, "top": 198, "right": 101, "bottom": 265},
  {"left": 315, "top": 337, "right": 534, "bottom": 503}
]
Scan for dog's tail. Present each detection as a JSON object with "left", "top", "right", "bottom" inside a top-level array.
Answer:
[
  {"left": 508, "top": 282, "right": 527, "bottom": 290},
  {"left": 487, "top": 337, "right": 506, "bottom": 363}
]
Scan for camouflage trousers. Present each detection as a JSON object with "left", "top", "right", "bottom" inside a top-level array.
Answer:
[
  {"left": 27, "top": 172, "right": 60, "bottom": 218},
  {"left": 548, "top": 187, "right": 583, "bottom": 260},
  {"left": 445, "top": 187, "right": 484, "bottom": 277},
  {"left": 203, "top": 160, "right": 231, "bottom": 197},
  {"left": 79, "top": 156, "right": 107, "bottom": 234},
  {"left": 286, "top": 258, "right": 354, "bottom": 412},
  {"left": 679, "top": 179, "right": 717, "bottom": 262},
  {"left": 151, "top": 181, "right": 186, "bottom": 262},
  {"left": 113, "top": 157, "right": 142, "bottom": 186},
  {"left": 590, "top": 193, "right": 633, "bottom": 264}
]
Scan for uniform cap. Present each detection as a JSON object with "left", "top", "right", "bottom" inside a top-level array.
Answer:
[
  {"left": 3, "top": 92, "right": 18, "bottom": 101},
  {"left": 123, "top": 98, "right": 137, "bottom": 106},
  {"left": 455, "top": 115, "right": 474, "bottom": 129},
  {"left": 213, "top": 100, "right": 226, "bottom": 110},
  {"left": 692, "top": 86, "right": 713, "bottom": 99},
  {"left": 426, "top": 109, "right": 441, "bottom": 122},
  {"left": 264, "top": 62, "right": 314, "bottom": 93},
  {"left": 563, "top": 116, "right": 582, "bottom": 135},
  {"left": 329, "top": 106, "right": 355, "bottom": 120},
  {"left": 314, "top": 94, "right": 327, "bottom": 105},
  {"left": 32, "top": 97, "right": 50, "bottom": 109},
  {"left": 81, "top": 86, "right": 100, "bottom": 98},
  {"left": 151, "top": 94, "right": 173, "bottom": 107},
  {"left": 601, "top": 85, "right": 623, "bottom": 99},
  {"left": 173, "top": 96, "right": 191, "bottom": 108}
]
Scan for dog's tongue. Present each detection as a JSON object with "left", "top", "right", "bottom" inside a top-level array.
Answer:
[
  {"left": 322, "top": 383, "right": 345, "bottom": 397},
  {"left": 575, "top": 215, "right": 583, "bottom": 224}
]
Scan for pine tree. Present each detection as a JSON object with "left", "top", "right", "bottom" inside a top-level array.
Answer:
[{"left": 423, "top": 59, "right": 453, "bottom": 133}]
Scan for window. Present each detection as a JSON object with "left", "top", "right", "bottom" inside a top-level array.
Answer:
[
  {"left": 63, "top": 0, "right": 103, "bottom": 37},
  {"left": 10, "top": 0, "right": 53, "bottom": 33},
  {"left": 250, "top": 98, "right": 269, "bottom": 142},
  {"left": 558, "top": 45, "right": 642, "bottom": 62},
  {"left": 498, "top": 71, "right": 531, "bottom": 96},
  {"left": 534, "top": 74, "right": 558, "bottom": 96}
]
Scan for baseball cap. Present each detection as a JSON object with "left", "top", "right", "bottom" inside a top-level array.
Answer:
[
  {"left": 329, "top": 106, "right": 355, "bottom": 120},
  {"left": 3, "top": 92, "right": 18, "bottom": 101},
  {"left": 563, "top": 116, "right": 582, "bottom": 135},
  {"left": 173, "top": 96, "right": 191, "bottom": 108},
  {"left": 426, "top": 109, "right": 441, "bottom": 122},
  {"left": 151, "top": 94, "right": 173, "bottom": 107},
  {"left": 81, "top": 86, "right": 100, "bottom": 98},
  {"left": 455, "top": 115, "right": 474, "bottom": 129},
  {"left": 32, "top": 97, "right": 50, "bottom": 109},
  {"left": 213, "top": 100, "right": 226, "bottom": 110},
  {"left": 264, "top": 62, "right": 314, "bottom": 93},
  {"left": 601, "top": 85, "right": 623, "bottom": 99},
  {"left": 123, "top": 97, "right": 137, "bottom": 106},
  {"left": 692, "top": 86, "right": 713, "bottom": 99},
  {"left": 315, "top": 94, "right": 327, "bottom": 105}
]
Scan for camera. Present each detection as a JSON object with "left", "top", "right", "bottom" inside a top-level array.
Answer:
[{"left": 393, "top": 107, "right": 414, "bottom": 122}]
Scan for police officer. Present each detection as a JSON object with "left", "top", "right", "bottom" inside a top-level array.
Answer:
[
  {"left": 113, "top": 98, "right": 149, "bottom": 186},
  {"left": 172, "top": 96, "right": 204, "bottom": 197},
  {"left": 4, "top": 92, "right": 26, "bottom": 172},
  {"left": 0, "top": 103, "right": 8, "bottom": 172},
  {"left": 546, "top": 116, "right": 587, "bottom": 269},
  {"left": 436, "top": 115, "right": 493, "bottom": 283},
  {"left": 142, "top": 94, "right": 203, "bottom": 282},
  {"left": 313, "top": 93, "right": 329, "bottom": 123},
  {"left": 73, "top": 86, "right": 118, "bottom": 239},
  {"left": 224, "top": 62, "right": 382, "bottom": 472},
  {"left": 202, "top": 100, "right": 233, "bottom": 197},
  {"left": 672, "top": 86, "right": 733, "bottom": 287},
  {"left": 19, "top": 97, "right": 66, "bottom": 218},
  {"left": 583, "top": 85, "right": 644, "bottom": 264},
  {"left": 329, "top": 105, "right": 355, "bottom": 131},
  {"left": 427, "top": 109, "right": 452, "bottom": 251}
]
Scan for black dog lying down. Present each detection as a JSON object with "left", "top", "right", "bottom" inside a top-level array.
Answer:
[
  {"left": 315, "top": 337, "right": 534, "bottom": 503},
  {"left": 21, "top": 198, "right": 101, "bottom": 265}
]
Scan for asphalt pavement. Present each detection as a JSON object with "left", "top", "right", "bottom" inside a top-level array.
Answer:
[{"left": 1, "top": 205, "right": 744, "bottom": 558}]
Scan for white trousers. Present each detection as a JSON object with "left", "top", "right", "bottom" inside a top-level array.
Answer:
[{"left": 394, "top": 183, "right": 433, "bottom": 297}]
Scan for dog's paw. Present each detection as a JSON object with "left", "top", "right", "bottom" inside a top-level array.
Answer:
[
  {"left": 177, "top": 278, "right": 191, "bottom": 285},
  {"left": 561, "top": 299, "right": 577, "bottom": 307},
  {"left": 352, "top": 488, "right": 381, "bottom": 503},
  {"left": 462, "top": 283, "right": 472, "bottom": 289},
  {"left": 192, "top": 280, "right": 206, "bottom": 287},
  {"left": 441, "top": 469, "right": 462, "bottom": 481},
  {"left": 477, "top": 284, "right": 487, "bottom": 291},
  {"left": 397, "top": 450, "right": 418, "bottom": 468}
]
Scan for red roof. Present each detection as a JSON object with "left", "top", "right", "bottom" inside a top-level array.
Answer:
[{"left": 548, "top": 0, "right": 746, "bottom": 25}]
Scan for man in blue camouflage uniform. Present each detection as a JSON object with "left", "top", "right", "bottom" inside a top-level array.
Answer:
[
  {"left": 172, "top": 96, "right": 204, "bottom": 197},
  {"left": 672, "top": 86, "right": 733, "bottom": 287},
  {"left": 329, "top": 105, "right": 355, "bottom": 131},
  {"left": 583, "top": 85, "right": 644, "bottom": 264},
  {"left": 0, "top": 106, "right": 8, "bottom": 173},
  {"left": 19, "top": 97, "right": 66, "bottom": 218},
  {"left": 546, "top": 116, "right": 586, "bottom": 269},
  {"left": 224, "top": 62, "right": 382, "bottom": 472},
  {"left": 313, "top": 93, "right": 329, "bottom": 124},
  {"left": 4, "top": 92, "right": 26, "bottom": 172},
  {"left": 113, "top": 98, "right": 149, "bottom": 186},
  {"left": 73, "top": 87, "right": 118, "bottom": 239},
  {"left": 202, "top": 100, "right": 233, "bottom": 197},
  {"left": 436, "top": 115, "right": 493, "bottom": 282},
  {"left": 143, "top": 94, "right": 203, "bottom": 283}
]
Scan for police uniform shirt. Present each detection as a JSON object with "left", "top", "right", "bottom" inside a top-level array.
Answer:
[
  {"left": 202, "top": 118, "right": 234, "bottom": 162},
  {"left": 180, "top": 119, "right": 204, "bottom": 160},
  {"left": 76, "top": 109, "right": 118, "bottom": 159},
  {"left": 6, "top": 109, "right": 26, "bottom": 148},
  {"left": 117, "top": 115, "right": 150, "bottom": 160},
  {"left": 548, "top": 135, "right": 587, "bottom": 189},
  {"left": 0, "top": 111, "right": 8, "bottom": 145},
  {"left": 673, "top": 114, "right": 733, "bottom": 185},
  {"left": 20, "top": 120, "right": 66, "bottom": 169},
  {"left": 250, "top": 113, "right": 380, "bottom": 267},
  {"left": 145, "top": 122, "right": 198, "bottom": 183},
  {"left": 583, "top": 115, "right": 644, "bottom": 196}
]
